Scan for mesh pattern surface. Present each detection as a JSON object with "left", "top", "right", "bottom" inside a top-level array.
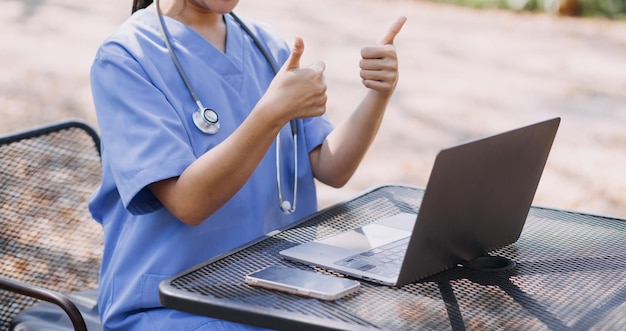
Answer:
[
  {"left": 163, "top": 185, "right": 626, "bottom": 330},
  {"left": 0, "top": 123, "right": 103, "bottom": 331}
]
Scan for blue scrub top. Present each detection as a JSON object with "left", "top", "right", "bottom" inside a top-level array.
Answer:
[{"left": 89, "top": 9, "right": 333, "bottom": 330}]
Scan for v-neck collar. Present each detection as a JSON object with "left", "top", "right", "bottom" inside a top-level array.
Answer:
[{"left": 159, "top": 13, "right": 245, "bottom": 82}]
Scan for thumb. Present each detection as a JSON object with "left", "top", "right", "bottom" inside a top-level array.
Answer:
[
  {"left": 377, "top": 16, "right": 407, "bottom": 46},
  {"left": 283, "top": 37, "right": 305, "bottom": 70}
]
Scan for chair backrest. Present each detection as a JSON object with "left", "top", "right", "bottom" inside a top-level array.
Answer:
[{"left": 0, "top": 121, "right": 103, "bottom": 331}]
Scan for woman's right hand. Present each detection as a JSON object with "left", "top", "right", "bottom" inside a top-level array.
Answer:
[{"left": 256, "top": 37, "right": 327, "bottom": 127}]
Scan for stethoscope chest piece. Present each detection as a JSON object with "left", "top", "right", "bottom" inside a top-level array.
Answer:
[{"left": 193, "top": 107, "right": 220, "bottom": 134}]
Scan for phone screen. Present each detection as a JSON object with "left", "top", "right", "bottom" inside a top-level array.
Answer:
[{"left": 245, "top": 266, "right": 360, "bottom": 300}]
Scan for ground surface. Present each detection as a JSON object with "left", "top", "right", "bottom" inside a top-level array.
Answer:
[{"left": 2, "top": 0, "right": 625, "bottom": 218}]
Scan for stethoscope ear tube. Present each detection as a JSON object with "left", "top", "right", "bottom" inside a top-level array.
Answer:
[
  {"left": 154, "top": 0, "right": 216, "bottom": 133},
  {"left": 277, "top": 132, "right": 298, "bottom": 214}
]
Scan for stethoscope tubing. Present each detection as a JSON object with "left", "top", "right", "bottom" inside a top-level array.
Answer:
[{"left": 154, "top": 0, "right": 203, "bottom": 111}]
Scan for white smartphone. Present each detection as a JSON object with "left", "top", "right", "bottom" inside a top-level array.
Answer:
[{"left": 245, "top": 265, "right": 360, "bottom": 301}]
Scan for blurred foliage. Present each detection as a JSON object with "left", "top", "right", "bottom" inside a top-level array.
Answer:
[{"left": 430, "top": 0, "right": 626, "bottom": 18}]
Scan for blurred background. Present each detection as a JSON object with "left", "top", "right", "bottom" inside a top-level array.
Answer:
[{"left": 1, "top": 0, "right": 625, "bottom": 218}]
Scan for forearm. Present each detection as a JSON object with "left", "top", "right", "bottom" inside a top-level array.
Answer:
[
  {"left": 313, "top": 16, "right": 405, "bottom": 188},
  {"left": 149, "top": 110, "right": 282, "bottom": 226},
  {"left": 312, "top": 90, "right": 392, "bottom": 187}
]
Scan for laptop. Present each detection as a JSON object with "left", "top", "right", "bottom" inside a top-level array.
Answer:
[{"left": 280, "top": 117, "right": 561, "bottom": 286}]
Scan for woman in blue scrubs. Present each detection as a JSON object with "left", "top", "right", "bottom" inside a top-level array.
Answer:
[{"left": 89, "top": 0, "right": 406, "bottom": 329}]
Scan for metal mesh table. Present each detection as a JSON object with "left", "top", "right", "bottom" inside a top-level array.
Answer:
[{"left": 159, "top": 185, "right": 626, "bottom": 330}]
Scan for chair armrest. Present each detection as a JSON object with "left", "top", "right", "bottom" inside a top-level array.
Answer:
[{"left": 0, "top": 276, "right": 88, "bottom": 331}]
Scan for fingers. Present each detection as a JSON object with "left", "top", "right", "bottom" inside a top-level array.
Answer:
[
  {"left": 358, "top": 17, "right": 405, "bottom": 93},
  {"left": 266, "top": 38, "right": 327, "bottom": 121},
  {"left": 376, "top": 16, "right": 407, "bottom": 46},
  {"left": 307, "top": 60, "right": 326, "bottom": 73},
  {"left": 283, "top": 37, "right": 305, "bottom": 71},
  {"left": 304, "top": 61, "right": 327, "bottom": 112}
]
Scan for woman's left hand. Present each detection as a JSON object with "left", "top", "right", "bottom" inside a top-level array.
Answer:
[{"left": 359, "top": 16, "right": 407, "bottom": 94}]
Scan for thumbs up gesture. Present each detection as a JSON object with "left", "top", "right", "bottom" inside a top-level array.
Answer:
[
  {"left": 259, "top": 37, "right": 327, "bottom": 124},
  {"left": 360, "top": 16, "right": 406, "bottom": 93}
]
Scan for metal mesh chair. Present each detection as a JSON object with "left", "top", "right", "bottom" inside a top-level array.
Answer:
[{"left": 0, "top": 121, "right": 103, "bottom": 331}]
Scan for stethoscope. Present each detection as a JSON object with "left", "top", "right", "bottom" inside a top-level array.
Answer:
[{"left": 154, "top": 0, "right": 298, "bottom": 214}]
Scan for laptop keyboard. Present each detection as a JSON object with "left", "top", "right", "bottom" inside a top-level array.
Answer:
[{"left": 334, "top": 237, "right": 409, "bottom": 277}]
